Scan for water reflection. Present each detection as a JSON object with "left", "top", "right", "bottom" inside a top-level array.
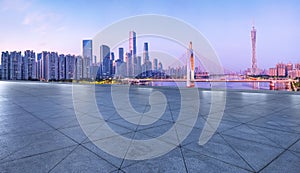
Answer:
[{"left": 150, "top": 81, "right": 291, "bottom": 91}]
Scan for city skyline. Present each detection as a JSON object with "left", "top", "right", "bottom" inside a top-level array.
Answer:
[
  {"left": 0, "top": 30, "right": 172, "bottom": 81},
  {"left": 0, "top": 0, "right": 300, "bottom": 71}
]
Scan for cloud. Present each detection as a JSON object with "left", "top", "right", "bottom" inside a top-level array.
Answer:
[
  {"left": 0, "top": 0, "right": 32, "bottom": 12},
  {"left": 22, "top": 11, "right": 62, "bottom": 34}
]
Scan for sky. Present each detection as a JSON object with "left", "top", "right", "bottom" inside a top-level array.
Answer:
[{"left": 0, "top": 0, "right": 300, "bottom": 71}]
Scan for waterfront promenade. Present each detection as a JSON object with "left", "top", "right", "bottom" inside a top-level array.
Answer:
[{"left": 0, "top": 81, "right": 299, "bottom": 172}]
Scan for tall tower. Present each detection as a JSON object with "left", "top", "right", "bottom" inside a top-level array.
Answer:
[
  {"left": 82, "top": 40, "right": 92, "bottom": 79},
  {"left": 251, "top": 25, "right": 257, "bottom": 75},
  {"left": 143, "top": 42, "right": 149, "bottom": 63},
  {"left": 100, "top": 45, "right": 110, "bottom": 77},
  {"left": 118, "top": 47, "right": 124, "bottom": 62},
  {"left": 129, "top": 31, "right": 136, "bottom": 77},
  {"left": 129, "top": 31, "right": 136, "bottom": 57}
]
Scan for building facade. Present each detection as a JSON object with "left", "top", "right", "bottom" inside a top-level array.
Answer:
[{"left": 82, "top": 40, "right": 92, "bottom": 79}]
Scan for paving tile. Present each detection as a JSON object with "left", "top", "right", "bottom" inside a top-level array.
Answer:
[
  {"left": 289, "top": 139, "right": 300, "bottom": 153},
  {"left": 121, "top": 147, "right": 186, "bottom": 173},
  {"left": 0, "top": 133, "right": 36, "bottom": 160},
  {"left": 0, "top": 146, "right": 76, "bottom": 173},
  {"left": 0, "top": 112, "right": 38, "bottom": 125},
  {"left": 182, "top": 148, "right": 252, "bottom": 173},
  {"left": 50, "top": 145, "right": 117, "bottom": 173},
  {"left": 82, "top": 131, "right": 150, "bottom": 168},
  {"left": 183, "top": 133, "right": 253, "bottom": 171},
  {"left": 82, "top": 122, "right": 133, "bottom": 143},
  {"left": 248, "top": 125, "right": 300, "bottom": 149},
  {"left": 59, "top": 123, "right": 102, "bottom": 144},
  {"left": 221, "top": 124, "right": 281, "bottom": 148},
  {"left": 248, "top": 114, "right": 300, "bottom": 133},
  {"left": 41, "top": 116, "right": 72, "bottom": 128},
  {"left": 260, "top": 150, "right": 300, "bottom": 173},
  {"left": 1, "top": 130, "right": 77, "bottom": 162},
  {"left": 222, "top": 135, "right": 285, "bottom": 172},
  {"left": 0, "top": 119, "right": 53, "bottom": 136},
  {"left": 82, "top": 141, "right": 124, "bottom": 168}
]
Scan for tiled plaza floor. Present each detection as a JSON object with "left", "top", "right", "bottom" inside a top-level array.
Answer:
[{"left": 0, "top": 81, "right": 300, "bottom": 172}]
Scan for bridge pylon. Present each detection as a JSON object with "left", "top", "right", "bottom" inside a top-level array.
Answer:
[{"left": 187, "top": 41, "right": 195, "bottom": 88}]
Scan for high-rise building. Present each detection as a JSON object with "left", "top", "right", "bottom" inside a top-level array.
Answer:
[
  {"left": 153, "top": 58, "right": 158, "bottom": 71},
  {"left": 1, "top": 51, "right": 10, "bottom": 80},
  {"left": 142, "top": 42, "right": 152, "bottom": 74},
  {"left": 135, "top": 56, "right": 142, "bottom": 75},
  {"left": 110, "top": 52, "right": 115, "bottom": 76},
  {"left": 11, "top": 51, "right": 22, "bottom": 80},
  {"left": 126, "top": 52, "right": 133, "bottom": 77},
  {"left": 276, "top": 63, "right": 286, "bottom": 77},
  {"left": 129, "top": 31, "right": 137, "bottom": 77},
  {"left": 65, "top": 54, "right": 76, "bottom": 80},
  {"left": 143, "top": 42, "right": 149, "bottom": 63},
  {"left": 1, "top": 51, "right": 23, "bottom": 80},
  {"left": 49, "top": 52, "right": 59, "bottom": 80},
  {"left": 41, "top": 52, "right": 49, "bottom": 81},
  {"left": 37, "top": 53, "right": 43, "bottom": 80},
  {"left": 25, "top": 50, "right": 37, "bottom": 80},
  {"left": 75, "top": 56, "right": 83, "bottom": 80},
  {"left": 22, "top": 52, "right": 29, "bottom": 80},
  {"left": 119, "top": 48, "right": 124, "bottom": 62},
  {"left": 40, "top": 51, "right": 59, "bottom": 81},
  {"left": 90, "top": 55, "right": 99, "bottom": 80},
  {"left": 58, "top": 54, "right": 65, "bottom": 80},
  {"left": 129, "top": 31, "right": 136, "bottom": 57},
  {"left": 100, "top": 45, "right": 110, "bottom": 77},
  {"left": 295, "top": 63, "right": 300, "bottom": 70},
  {"left": 158, "top": 61, "right": 163, "bottom": 71},
  {"left": 82, "top": 40, "right": 92, "bottom": 79},
  {"left": 269, "top": 68, "right": 277, "bottom": 77},
  {"left": 251, "top": 25, "right": 257, "bottom": 75}
]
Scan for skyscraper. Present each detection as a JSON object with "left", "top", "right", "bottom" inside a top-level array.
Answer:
[
  {"left": 142, "top": 42, "right": 152, "bottom": 75},
  {"left": 100, "top": 45, "right": 110, "bottom": 77},
  {"left": 251, "top": 25, "right": 257, "bottom": 75},
  {"left": 129, "top": 31, "right": 136, "bottom": 77},
  {"left": 119, "top": 47, "right": 124, "bottom": 62},
  {"left": 143, "top": 42, "right": 149, "bottom": 63},
  {"left": 82, "top": 40, "right": 92, "bottom": 79},
  {"left": 110, "top": 52, "right": 115, "bottom": 76},
  {"left": 126, "top": 52, "right": 133, "bottom": 77},
  {"left": 136, "top": 56, "right": 142, "bottom": 75},
  {"left": 129, "top": 31, "right": 136, "bottom": 57}
]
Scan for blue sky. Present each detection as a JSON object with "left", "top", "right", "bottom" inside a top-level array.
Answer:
[{"left": 0, "top": 0, "right": 300, "bottom": 71}]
